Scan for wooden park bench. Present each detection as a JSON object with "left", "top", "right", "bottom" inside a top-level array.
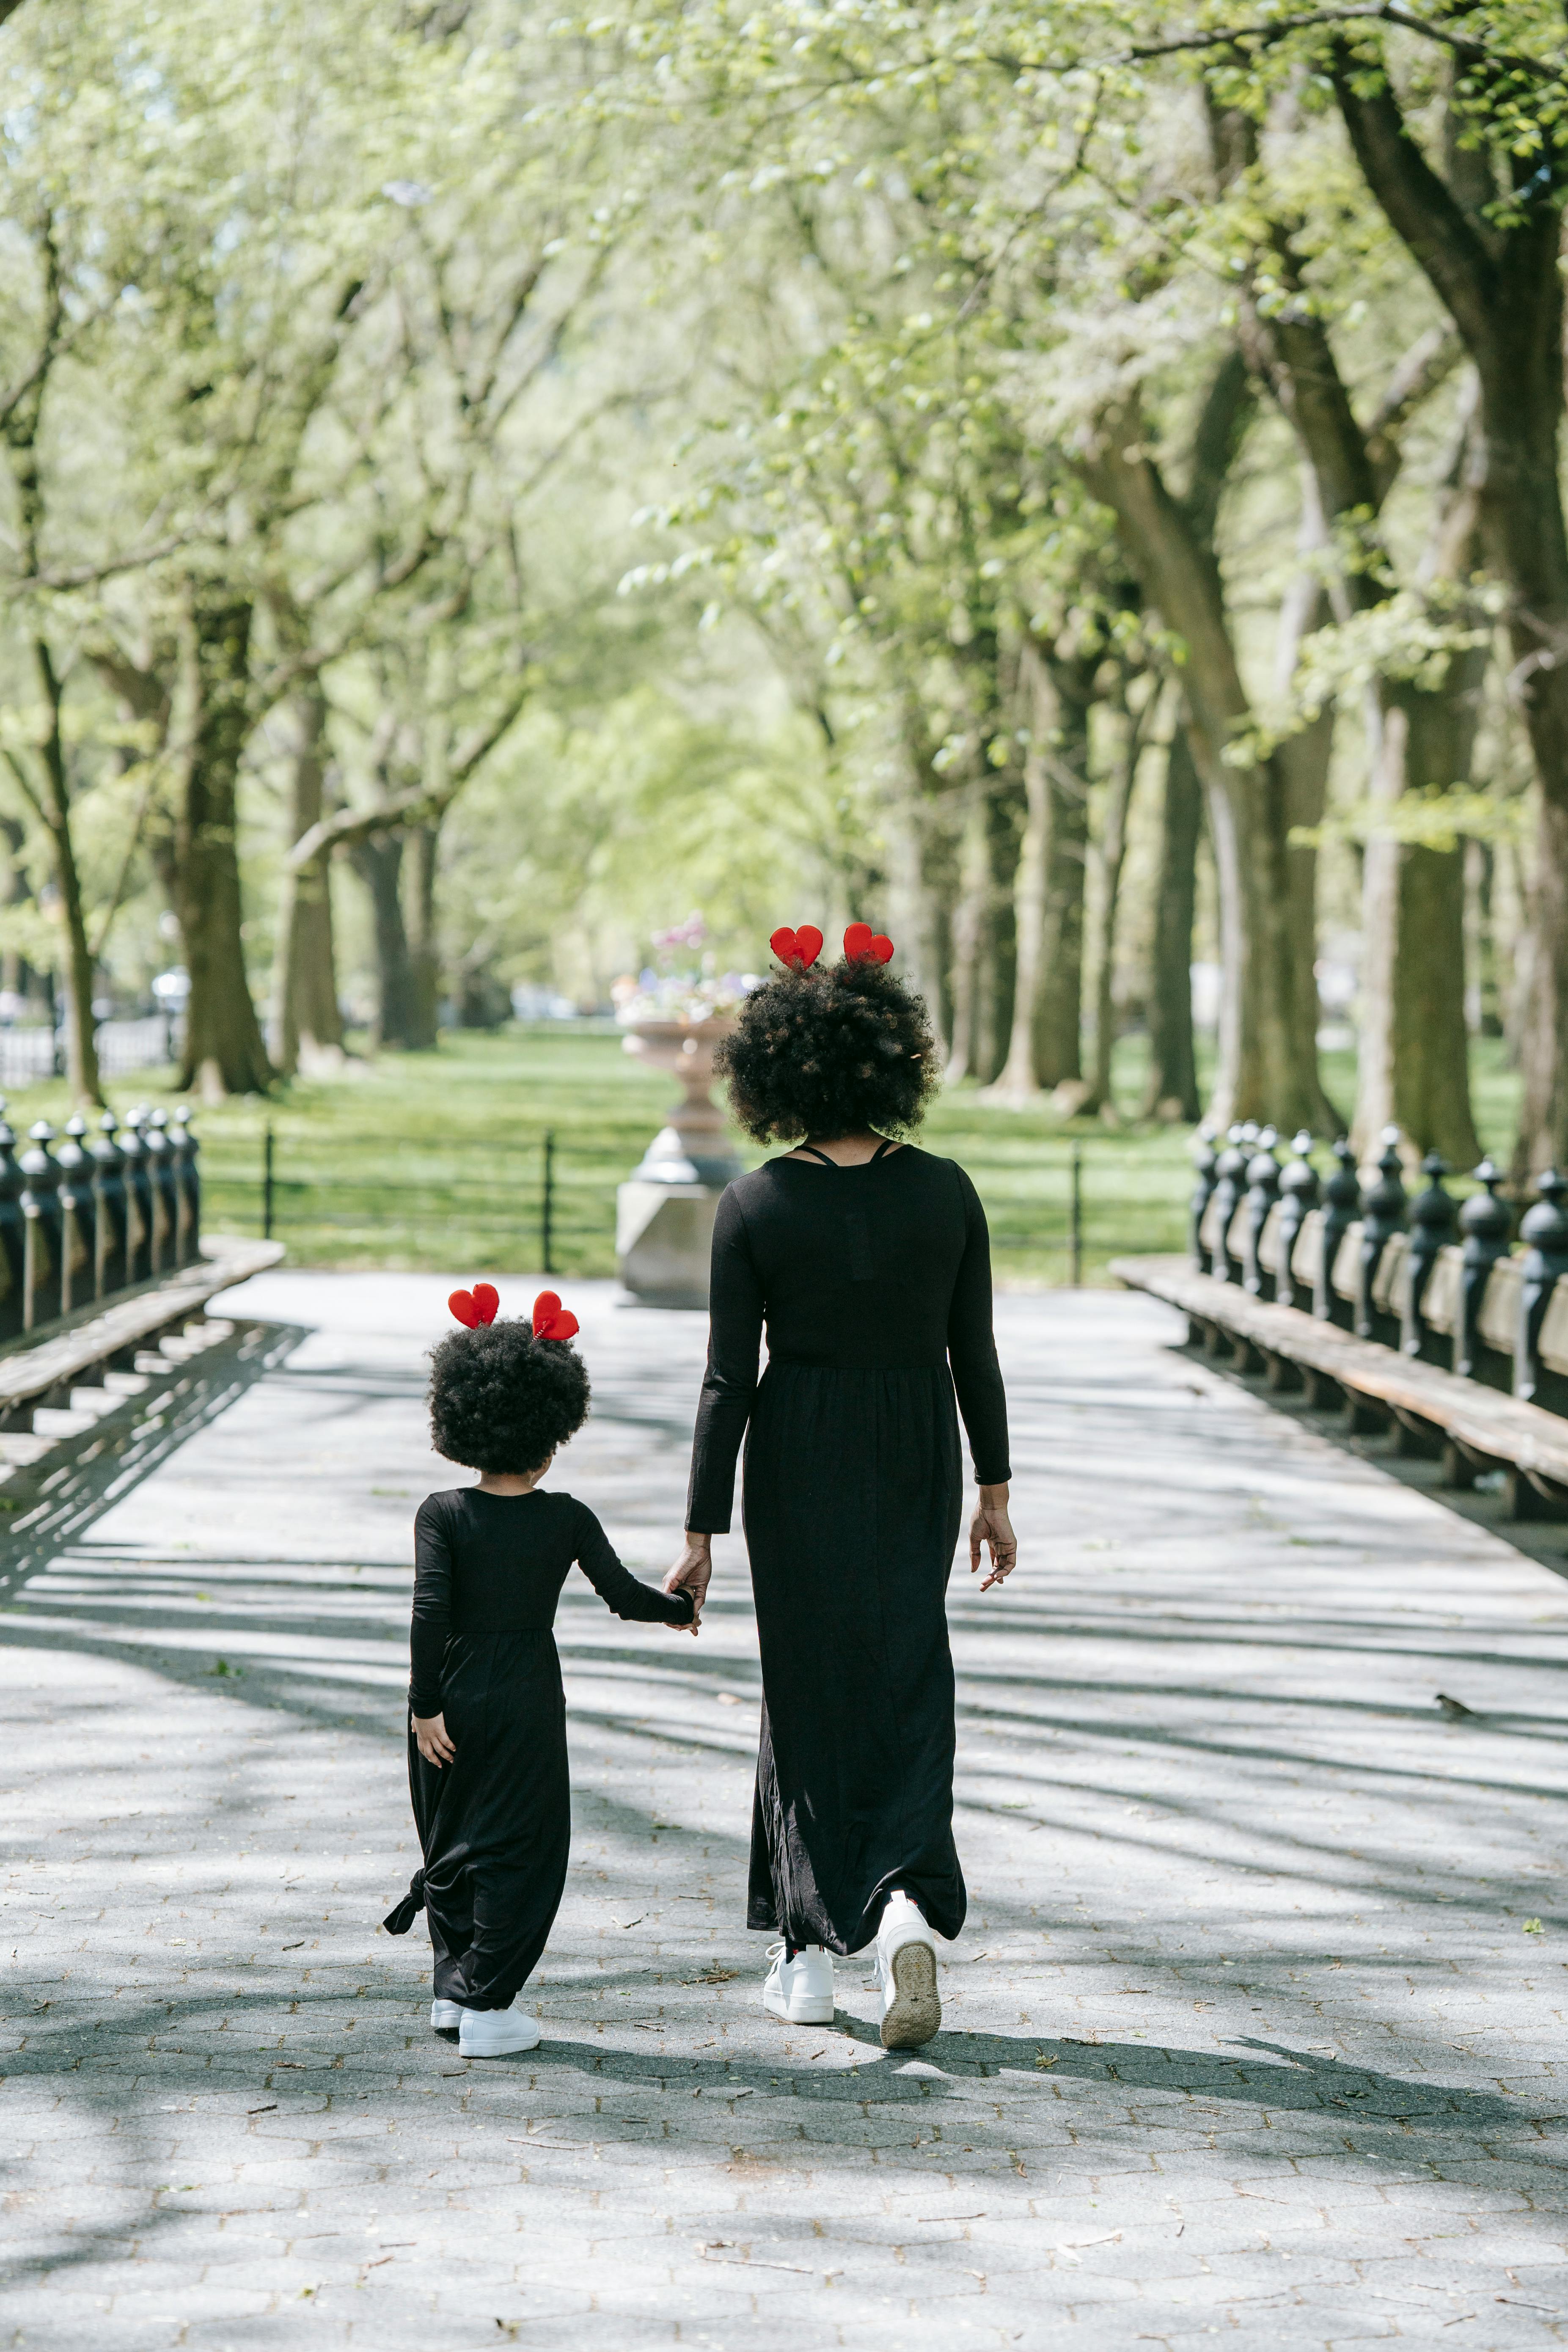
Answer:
[
  {"left": 0, "top": 1233, "right": 283, "bottom": 1502},
  {"left": 1111, "top": 1130, "right": 1568, "bottom": 1523}
]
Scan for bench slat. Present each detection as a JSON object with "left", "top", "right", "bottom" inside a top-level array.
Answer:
[
  {"left": 1110, "top": 1253, "right": 1568, "bottom": 1487},
  {"left": 0, "top": 1235, "right": 282, "bottom": 1409}
]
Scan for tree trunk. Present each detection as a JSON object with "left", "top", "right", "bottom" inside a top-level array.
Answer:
[
  {"left": 1080, "top": 406, "right": 1323, "bottom": 1131},
  {"left": 404, "top": 818, "right": 442, "bottom": 1052},
  {"left": 351, "top": 831, "right": 420, "bottom": 1051},
  {"left": 945, "top": 786, "right": 991, "bottom": 1083},
  {"left": 885, "top": 723, "right": 952, "bottom": 1053},
  {"left": 992, "top": 638, "right": 1092, "bottom": 1097},
  {"left": 1142, "top": 725, "right": 1202, "bottom": 1122},
  {"left": 982, "top": 777, "right": 1022, "bottom": 1083},
  {"left": 1085, "top": 719, "right": 1139, "bottom": 1116},
  {"left": 1351, "top": 672, "right": 1485, "bottom": 1165},
  {"left": 30, "top": 639, "right": 102, "bottom": 1108},
  {"left": 174, "top": 597, "right": 273, "bottom": 1100},
  {"left": 1329, "top": 57, "right": 1568, "bottom": 1176},
  {"left": 269, "top": 688, "right": 344, "bottom": 1079}
]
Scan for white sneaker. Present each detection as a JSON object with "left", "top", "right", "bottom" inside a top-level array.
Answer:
[
  {"left": 430, "top": 1998, "right": 462, "bottom": 2030},
  {"left": 762, "top": 1940, "right": 835, "bottom": 2025},
  {"left": 875, "top": 1893, "right": 940, "bottom": 2049},
  {"left": 458, "top": 1999, "right": 542, "bottom": 2057}
]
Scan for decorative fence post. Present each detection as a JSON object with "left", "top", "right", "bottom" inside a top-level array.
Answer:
[
  {"left": 1189, "top": 1126, "right": 1219, "bottom": 1272},
  {"left": 173, "top": 1105, "right": 201, "bottom": 1264},
  {"left": 1455, "top": 1159, "right": 1512, "bottom": 1380},
  {"left": 1274, "top": 1132, "right": 1318, "bottom": 1310},
  {"left": 19, "top": 1122, "right": 62, "bottom": 1334},
  {"left": 144, "top": 1110, "right": 179, "bottom": 1276},
  {"left": 1356, "top": 1127, "right": 1408, "bottom": 1340},
  {"left": 0, "top": 1111, "right": 26, "bottom": 1342},
  {"left": 1516, "top": 1169, "right": 1568, "bottom": 1405},
  {"left": 119, "top": 1108, "right": 154, "bottom": 1286},
  {"left": 91, "top": 1111, "right": 128, "bottom": 1298},
  {"left": 1208, "top": 1125, "right": 1248, "bottom": 1284},
  {"left": 1401, "top": 1152, "right": 1455, "bottom": 1359},
  {"left": 54, "top": 1115, "right": 97, "bottom": 1318},
  {"left": 1241, "top": 1127, "right": 1281, "bottom": 1298},
  {"left": 1315, "top": 1139, "right": 1361, "bottom": 1326}
]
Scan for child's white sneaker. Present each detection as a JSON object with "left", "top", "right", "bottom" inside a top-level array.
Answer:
[
  {"left": 763, "top": 1940, "right": 835, "bottom": 2025},
  {"left": 458, "top": 1998, "right": 542, "bottom": 2057},
  {"left": 430, "top": 1998, "right": 462, "bottom": 2030},
  {"left": 875, "top": 1892, "right": 940, "bottom": 2049}
]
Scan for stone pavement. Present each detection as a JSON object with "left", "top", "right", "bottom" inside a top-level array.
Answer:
[{"left": 3, "top": 1271, "right": 1567, "bottom": 2351}]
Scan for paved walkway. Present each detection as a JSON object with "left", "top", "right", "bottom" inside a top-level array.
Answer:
[{"left": 3, "top": 1272, "right": 1567, "bottom": 2350}]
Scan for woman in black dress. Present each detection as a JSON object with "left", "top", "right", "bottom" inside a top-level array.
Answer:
[{"left": 666, "top": 925, "right": 1016, "bottom": 2048}]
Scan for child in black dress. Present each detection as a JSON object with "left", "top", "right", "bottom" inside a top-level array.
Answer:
[{"left": 383, "top": 1284, "right": 696, "bottom": 2058}]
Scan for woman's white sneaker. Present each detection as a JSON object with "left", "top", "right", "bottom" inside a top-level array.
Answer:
[
  {"left": 763, "top": 1940, "right": 836, "bottom": 2024},
  {"left": 458, "top": 2000, "right": 542, "bottom": 2057},
  {"left": 875, "top": 1893, "right": 941, "bottom": 2049},
  {"left": 430, "top": 1998, "right": 462, "bottom": 2031}
]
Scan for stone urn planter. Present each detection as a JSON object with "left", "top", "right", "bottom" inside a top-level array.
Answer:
[{"left": 616, "top": 1016, "right": 744, "bottom": 1307}]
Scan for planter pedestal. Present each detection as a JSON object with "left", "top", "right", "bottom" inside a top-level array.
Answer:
[{"left": 616, "top": 1019, "right": 741, "bottom": 1309}]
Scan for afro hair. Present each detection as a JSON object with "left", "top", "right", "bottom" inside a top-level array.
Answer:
[
  {"left": 715, "top": 954, "right": 940, "bottom": 1145},
  {"left": 427, "top": 1314, "right": 590, "bottom": 1475}
]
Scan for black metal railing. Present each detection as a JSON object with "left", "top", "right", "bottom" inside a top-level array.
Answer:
[{"left": 0, "top": 1098, "right": 203, "bottom": 1340}]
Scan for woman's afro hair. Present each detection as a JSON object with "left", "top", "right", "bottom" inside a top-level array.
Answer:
[
  {"left": 427, "top": 1315, "right": 590, "bottom": 1475},
  {"left": 715, "top": 954, "right": 940, "bottom": 1145}
]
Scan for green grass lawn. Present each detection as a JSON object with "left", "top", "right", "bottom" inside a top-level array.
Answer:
[{"left": 0, "top": 1023, "right": 1525, "bottom": 1286}]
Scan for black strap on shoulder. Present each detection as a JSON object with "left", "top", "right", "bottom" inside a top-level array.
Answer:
[
  {"left": 869, "top": 1136, "right": 900, "bottom": 1161},
  {"left": 796, "top": 1144, "right": 839, "bottom": 1166}
]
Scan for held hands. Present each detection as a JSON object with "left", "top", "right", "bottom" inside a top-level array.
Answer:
[
  {"left": 663, "top": 1532, "right": 711, "bottom": 1636},
  {"left": 413, "top": 1712, "right": 456, "bottom": 1769},
  {"left": 969, "top": 1483, "right": 1017, "bottom": 1593}
]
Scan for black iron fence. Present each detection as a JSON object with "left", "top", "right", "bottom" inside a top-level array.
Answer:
[
  {"left": 0, "top": 1102, "right": 202, "bottom": 1340},
  {"left": 200, "top": 1128, "right": 578, "bottom": 1276}
]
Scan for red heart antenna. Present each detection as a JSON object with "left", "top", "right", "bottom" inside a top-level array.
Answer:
[
  {"left": 843, "top": 923, "right": 894, "bottom": 964},
  {"left": 769, "top": 924, "right": 823, "bottom": 971},
  {"left": 448, "top": 1282, "right": 500, "bottom": 1329},
  {"left": 531, "top": 1290, "right": 580, "bottom": 1343}
]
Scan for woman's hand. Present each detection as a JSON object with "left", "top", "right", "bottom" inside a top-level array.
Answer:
[
  {"left": 413, "top": 1711, "right": 456, "bottom": 1768},
  {"left": 969, "top": 1483, "right": 1017, "bottom": 1592},
  {"left": 663, "top": 1533, "right": 712, "bottom": 1634}
]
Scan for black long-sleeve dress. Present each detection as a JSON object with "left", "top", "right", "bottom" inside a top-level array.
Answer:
[
  {"left": 383, "top": 1486, "right": 693, "bottom": 2010},
  {"left": 685, "top": 1143, "right": 1010, "bottom": 1954}
]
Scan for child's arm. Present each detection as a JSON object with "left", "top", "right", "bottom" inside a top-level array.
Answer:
[
  {"left": 572, "top": 1502, "right": 699, "bottom": 1635},
  {"left": 410, "top": 1499, "right": 457, "bottom": 1763}
]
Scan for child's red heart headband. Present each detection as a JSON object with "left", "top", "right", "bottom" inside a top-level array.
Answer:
[
  {"left": 446, "top": 1285, "right": 579, "bottom": 1343},
  {"left": 769, "top": 922, "right": 894, "bottom": 968},
  {"left": 448, "top": 1282, "right": 499, "bottom": 1327},
  {"left": 530, "top": 1290, "right": 579, "bottom": 1343}
]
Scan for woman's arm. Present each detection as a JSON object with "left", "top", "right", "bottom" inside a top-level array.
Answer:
[
  {"left": 948, "top": 1168, "right": 1016, "bottom": 1590},
  {"left": 666, "top": 1186, "right": 762, "bottom": 1622},
  {"left": 410, "top": 1499, "right": 457, "bottom": 1764}
]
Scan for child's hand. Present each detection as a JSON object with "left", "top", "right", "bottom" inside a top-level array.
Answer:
[{"left": 413, "top": 1711, "right": 455, "bottom": 1768}]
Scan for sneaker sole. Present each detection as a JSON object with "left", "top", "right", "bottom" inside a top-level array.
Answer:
[
  {"left": 764, "top": 1990, "right": 835, "bottom": 2025},
  {"left": 458, "top": 2027, "right": 542, "bottom": 2058},
  {"left": 880, "top": 1940, "right": 940, "bottom": 2049}
]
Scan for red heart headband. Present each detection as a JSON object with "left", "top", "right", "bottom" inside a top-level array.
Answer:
[
  {"left": 769, "top": 922, "right": 894, "bottom": 969},
  {"left": 446, "top": 1284, "right": 580, "bottom": 1345},
  {"left": 448, "top": 1282, "right": 498, "bottom": 1327},
  {"left": 530, "top": 1290, "right": 580, "bottom": 1343}
]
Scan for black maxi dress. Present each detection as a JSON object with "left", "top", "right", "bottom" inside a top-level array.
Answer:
[
  {"left": 382, "top": 1487, "right": 693, "bottom": 2009},
  {"left": 685, "top": 1142, "right": 1010, "bottom": 1955}
]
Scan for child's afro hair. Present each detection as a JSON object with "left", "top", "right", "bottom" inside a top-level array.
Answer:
[
  {"left": 427, "top": 1315, "right": 590, "bottom": 1475},
  {"left": 715, "top": 954, "right": 940, "bottom": 1144}
]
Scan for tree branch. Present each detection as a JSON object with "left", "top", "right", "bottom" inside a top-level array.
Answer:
[{"left": 1329, "top": 45, "right": 1499, "bottom": 360}]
